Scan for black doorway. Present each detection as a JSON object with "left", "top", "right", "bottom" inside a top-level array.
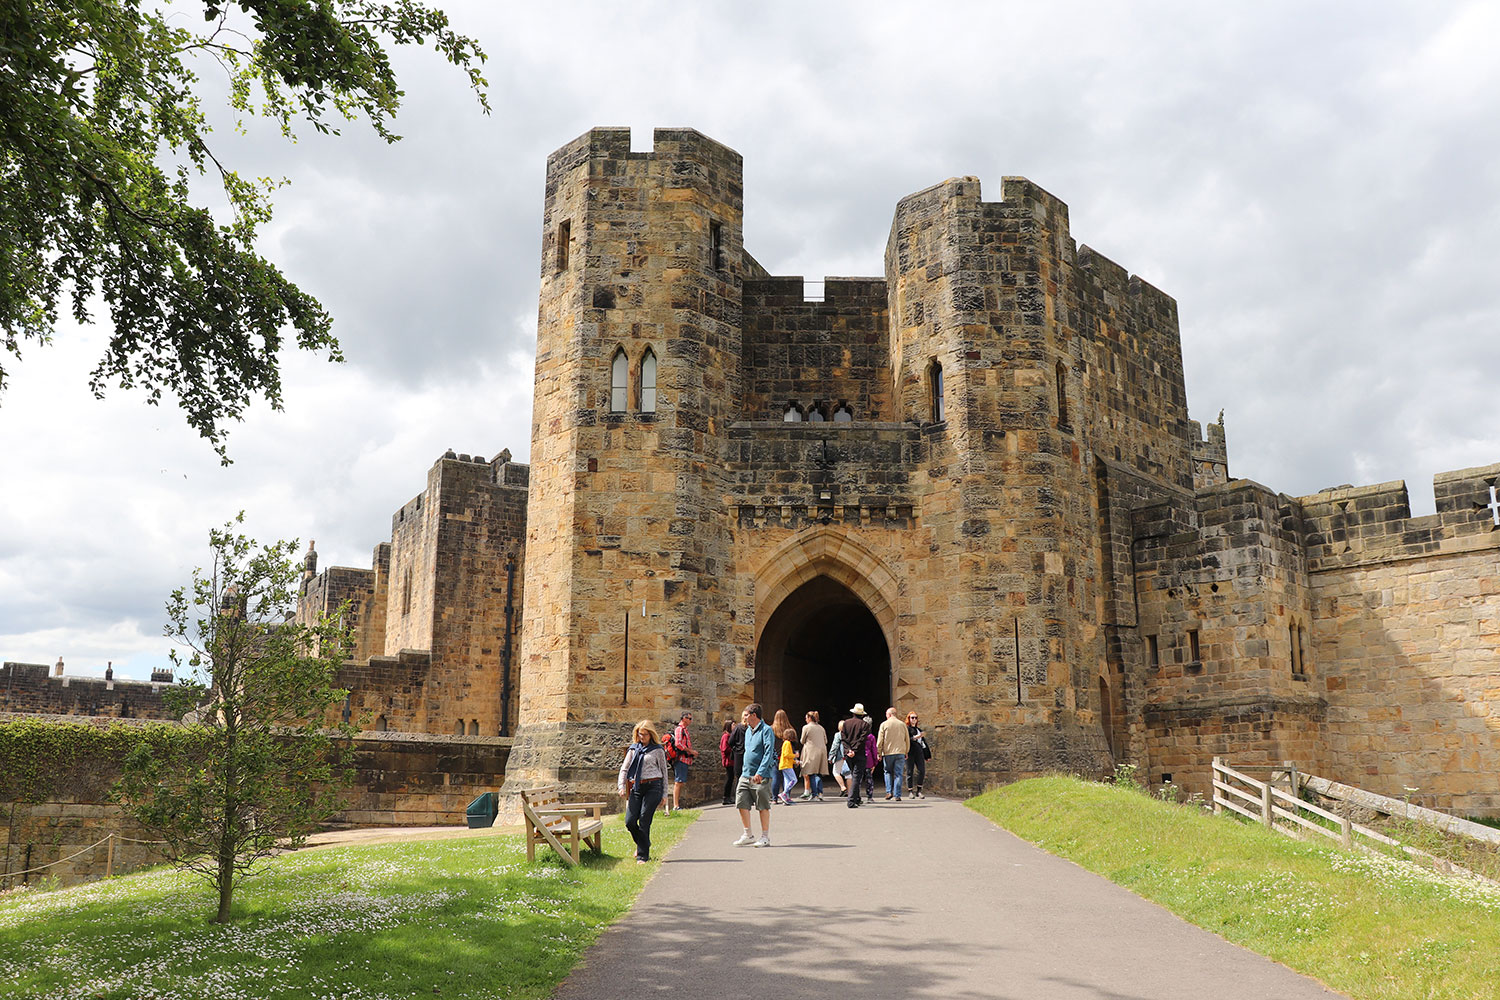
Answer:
[{"left": 754, "top": 576, "right": 891, "bottom": 732}]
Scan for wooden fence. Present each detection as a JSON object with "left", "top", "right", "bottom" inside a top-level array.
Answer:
[{"left": 1210, "top": 756, "right": 1432, "bottom": 859}]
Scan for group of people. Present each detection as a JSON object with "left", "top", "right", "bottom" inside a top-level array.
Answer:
[{"left": 616, "top": 701, "right": 933, "bottom": 859}]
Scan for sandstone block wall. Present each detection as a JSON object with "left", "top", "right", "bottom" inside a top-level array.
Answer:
[
  {"left": 741, "top": 276, "right": 892, "bottom": 421},
  {"left": 296, "top": 544, "right": 388, "bottom": 663},
  {"left": 1301, "top": 464, "right": 1500, "bottom": 815},
  {"left": 0, "top": 662, "right": 173, "bottom": 720},
  {"left": 0, "top": 718, "right": 511, "bottom": 889}
]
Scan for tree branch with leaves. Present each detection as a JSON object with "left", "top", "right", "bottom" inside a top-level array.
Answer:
[{"left": 0, "top": 1, "right": 488, "bottom": 461}]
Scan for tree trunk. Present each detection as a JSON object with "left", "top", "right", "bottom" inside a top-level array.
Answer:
[{"left": 214, "top": 849, "right": 235, "bottom": 923}]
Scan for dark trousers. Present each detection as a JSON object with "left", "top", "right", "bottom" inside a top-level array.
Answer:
[
  {"left": 848, "top": 759, "right": 867, "bottom": 807},
  {"left": 626, "top": 778, "right": 665, "bottom": 860},
  {"left": 908, "top": 751, "right": 926, "bottom": 791},
  {"left": 722, "top": 765, "right": 736, "bottom": 803}
]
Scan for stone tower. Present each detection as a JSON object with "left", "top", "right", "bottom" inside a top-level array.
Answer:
[
  {"left": 505, "top": 128, "right": 747, "bottom": 795},
  {"left": 882, "top": 177, "right": 1113, "bottom": 775}
]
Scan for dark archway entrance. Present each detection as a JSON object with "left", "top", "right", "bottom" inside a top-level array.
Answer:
[{"left": 754, "top": 575, "right": 891, "bottom": 732}]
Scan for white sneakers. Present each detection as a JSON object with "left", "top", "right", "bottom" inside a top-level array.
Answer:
[{"left": 733, "top": 831, "right": 772, "bottom": 847}]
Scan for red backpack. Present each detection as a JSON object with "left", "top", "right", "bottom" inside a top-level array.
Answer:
[{"left": 662, "top": 731, "right": 680, "bottom": 764}]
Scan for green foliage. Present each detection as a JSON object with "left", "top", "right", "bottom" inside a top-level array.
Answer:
[
  {"left": 1109, "top": 761, "right": 1142, "bottom": 789},
  {"left": 0, "top": 719, "right": 210, "bottom": 803},
  {"left": 114, "top": 513, "right": 356, "bottom": 922},
  {"left": 969, "top": 776, "right": 1500, "bottom": 1000},
  {"left": 0, "top": 1, "right": 487, "bottom": 461},
  {"left": 0, "top": 813, "right": 697, "bottom": 998}
]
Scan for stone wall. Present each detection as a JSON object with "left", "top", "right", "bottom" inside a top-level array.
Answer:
[
  {"left": 740, "top": 276, "right": 891, "bottom": 422},
  {"left": 1301, "top": 464, "right": 1500, "bottom": 815},
  {"left": 302, "top": 454, "right": 528, "bottom": 737},
  {"left": 0, "top": 662, "right": 174, "bottom": 720},
  {"left": 0, "top": 716, "right": 511, "bottom": 889},
  {"left": 296, "top": 544, "right": 389, "bottom": 663}
]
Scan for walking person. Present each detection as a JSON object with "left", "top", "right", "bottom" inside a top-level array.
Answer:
[
  {"left": 617, "top": 720, "right": 669, "bottom": 864},
  {"left": 770, "top": 709, "right": 795, "bottom": 801},
  {"left": 906, "top": 710, "right": 930, "bottom": 798},
  {"left": 719, "top": 719, "right": 737, "bottom": 805},
  {"left": 863, "top": 727, "right": 879, "bottom": 800},
  {"left": 798, "top": 710, "right": 829, "bottom": 800},
  {"left": 669, "top": 711, "right": 696, "bottom": 813},
  {"left": 877, "top": 706, "right": 911, "bottom": 800},
  {"left": 734, "top": 703, "right": 776, "bottom": 847},
  {"left": 839, "top": 704, "right": 873, "bottom": 808},
  {"left": 730, "top": 708, "right": 748, "bottom": 786},
  {"left": 828, "top": 728, "right": 850, "bottom": 796},
  {"left": 776, "top": 725, "right": 798, "bottom": 805}
]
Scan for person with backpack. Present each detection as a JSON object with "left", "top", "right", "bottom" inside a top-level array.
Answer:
[
  {"left": 617, "top": 720, "right": 669, "bottom": 863},
  {"left": 666, "top": 711, "right": 696, "bottom": 814}
]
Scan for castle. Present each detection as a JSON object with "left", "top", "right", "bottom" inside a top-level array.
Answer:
[{"left": 13, "top": 127, "right": 1497, "bottom": 814}]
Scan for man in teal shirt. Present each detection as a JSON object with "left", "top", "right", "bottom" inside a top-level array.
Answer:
[{"left": 733, "top": 703, "right": 776, "bottom": 847}]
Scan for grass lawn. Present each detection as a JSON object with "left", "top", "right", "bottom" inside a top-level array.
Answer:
[
  {"left": 0, "top": 811, "right": 695, "bottom": 1000},
  {"left": 968, "top": 777, "right": 1500, "bottom": 1000}
]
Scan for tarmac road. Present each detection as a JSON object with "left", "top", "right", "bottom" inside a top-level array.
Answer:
[{"left": 552, "top": 792, "right": 1345, "bottom": 999}]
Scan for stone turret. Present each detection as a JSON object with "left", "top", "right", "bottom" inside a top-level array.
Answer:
[{"left": 507, "top": 127, "right": 748, "bottom": 797}]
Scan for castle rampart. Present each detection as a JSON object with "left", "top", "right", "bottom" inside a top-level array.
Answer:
[{"left": 0, "top": 662, "right": 173, "bottom": 720}]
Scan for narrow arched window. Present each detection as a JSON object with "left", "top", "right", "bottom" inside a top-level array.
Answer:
[
  {"left": 1056, "top": 361, "right": 1069, "bottom": 427},
  {"left": 808, "top": 405, "right": 826, "bottom": 422},
  {"left": 468, "top": 719, "right": 480, "bottom": 736},
  {"left": 610, "top": 349, "right": 628, "bottom": 412},
  {"left": 929, "top": 360, "right": 945, "bottom": 422},
  {"left": 783, "top": 403, "right": 803, "bottom": 422},
  {"left": 401, "top": 567, "right": 412, "bottom": 617},
  {"left": 374, "top": 715, "right": 388, "bottom": 732},
  {"left": 833, "top": 403, "right": 853, "bottom": 423},
  {"left": 454, "top": 720, "right": 466, "bottom": 735},
  {"left": 639, "top": 348, "right": 657, "bottom": 413}
]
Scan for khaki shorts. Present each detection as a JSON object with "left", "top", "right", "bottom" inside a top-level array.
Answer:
[{"left": 735, "top": 774, "right": 773, "bottom": 811}]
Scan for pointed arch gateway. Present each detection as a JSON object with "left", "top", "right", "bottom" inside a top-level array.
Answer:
[{"left": 752, "top": 529, "right": 901, "bottom": 730}]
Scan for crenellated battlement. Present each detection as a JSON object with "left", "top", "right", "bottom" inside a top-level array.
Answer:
[
  {"left": 1298, "top": 462, "right": 1500, "bottom": 571},
  {"left": 543, "top": 126, "right": 744, "bottom": 183}
]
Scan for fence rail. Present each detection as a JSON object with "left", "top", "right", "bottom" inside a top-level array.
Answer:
[
  {"left": 1, "top": 832, "right": 166, "bottom": 887},
  {"left": 1210, "top": 757, "right": 1487, "bottom": 877}
]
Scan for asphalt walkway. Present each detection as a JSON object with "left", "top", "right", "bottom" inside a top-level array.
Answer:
[{"left": 553, "top": 793, "right": 1344, "bottom": 999}]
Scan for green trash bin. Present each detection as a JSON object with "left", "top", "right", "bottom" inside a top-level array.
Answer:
[{"left": 466, "top": 791, "right": 498, "bottom": 829}]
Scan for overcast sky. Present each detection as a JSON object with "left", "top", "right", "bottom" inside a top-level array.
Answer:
[{"left": 4, "top": 1, "right": 1498, "bottom": 680}]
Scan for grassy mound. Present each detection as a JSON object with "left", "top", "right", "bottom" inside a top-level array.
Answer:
[
  {"left": 968, "top": 777, "right": 1500, "bottom": 1000},
  {"left": 0, "top": 812, "right": 694, "bottom": 999}
]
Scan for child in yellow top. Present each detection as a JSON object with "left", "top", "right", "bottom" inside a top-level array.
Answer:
[{"left": 777, "top": 730, "right": 798, "bottom": 805}]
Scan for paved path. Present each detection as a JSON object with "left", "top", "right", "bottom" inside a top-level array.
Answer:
[{"left": 553, "top": 794, "right": 1344, "bottom": 999}]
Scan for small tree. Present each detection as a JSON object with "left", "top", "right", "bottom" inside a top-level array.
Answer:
[{"left": 117, "top": 514, "right": 354, "bottom": 923}]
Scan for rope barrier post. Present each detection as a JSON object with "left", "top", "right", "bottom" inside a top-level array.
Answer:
[{"left": 105, "top": 834, "right": 115, "bottom": 878}]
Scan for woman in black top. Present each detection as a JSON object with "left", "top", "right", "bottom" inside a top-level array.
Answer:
[{"left": 906, "top": 711, "right": 930, "bottom": 798}]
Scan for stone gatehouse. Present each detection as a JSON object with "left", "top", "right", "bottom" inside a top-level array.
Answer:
[{"left": 281, "top": 127, "right": 1500, "bottom": 813}]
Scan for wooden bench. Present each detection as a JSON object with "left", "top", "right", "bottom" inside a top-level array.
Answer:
[{"left": 520, "top": 786, "right": 606, "bottom": 866}]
